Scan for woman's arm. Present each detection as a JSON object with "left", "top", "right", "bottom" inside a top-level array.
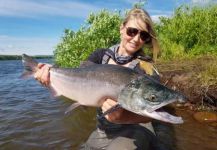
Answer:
[{"left": 102, "top": 99, "right": 152, "bottom": 124}]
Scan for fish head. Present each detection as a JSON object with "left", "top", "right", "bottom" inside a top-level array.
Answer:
[{"left": 118, "top": 75, "right": 187, "bottom": 113}]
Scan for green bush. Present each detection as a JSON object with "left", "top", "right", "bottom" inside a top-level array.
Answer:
[
  {"left": 54, "top": 10, "right": 121, "bottom": 67},
  {"left": 156, "top": 4, "right": 217, "bottom": 60}
]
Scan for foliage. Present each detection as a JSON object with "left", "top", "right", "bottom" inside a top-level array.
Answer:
[
  {"left": 54, "top": 3, "right": 217, "bottom": 66},
  {"left": 0, "top": 55, "right": 21, "bottom": 60},
  {"left": 133, "top": 0, "right": 147, "bottom": 8},
  {"left": 0, "top": 55, "right": 52, "bottom": 60},
  {"left": 54, "top": 10, "right": 121, "bottom": 67},
  {"left": 156, "top": 4, "right": 217, "bottom": 60}
]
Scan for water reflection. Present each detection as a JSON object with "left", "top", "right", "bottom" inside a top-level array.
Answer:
[{"left": 153, "top": 108, "right": 217, "bottom": 150}]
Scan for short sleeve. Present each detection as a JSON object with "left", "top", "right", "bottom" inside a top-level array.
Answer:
[{"left": 87, "top": 49, "right": 107, "bottom": 64}]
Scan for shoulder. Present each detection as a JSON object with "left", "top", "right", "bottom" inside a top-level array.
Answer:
[
  {"left": 87, "top": 48, "right": 108, "bottom": 64},
  {"left": 134, "top": 57, "right": 160, "bottom": 81},
  {"left": 139, "top": 60, "right": 159, "bottom": 75}
]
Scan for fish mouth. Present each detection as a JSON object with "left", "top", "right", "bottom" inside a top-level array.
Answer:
[
  {"left": 146, "top": 98, "right": 178, "bottom": 113},
  {"left": 134, "top": 108, "right": 184, "bottom": 124},
  {"left": 152, "top": 109, "right": 184, "bottom": 124}
]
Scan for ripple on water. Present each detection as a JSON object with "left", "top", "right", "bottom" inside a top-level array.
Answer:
[{"left": 1, "top": 60, "right": 216, "bottom": 150}]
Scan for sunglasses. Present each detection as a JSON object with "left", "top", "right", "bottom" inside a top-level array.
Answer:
[{"left": 126, "top": 27, "right": 151, "bottom": 43}]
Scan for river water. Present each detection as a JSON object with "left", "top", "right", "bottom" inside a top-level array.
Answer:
[{"left": 0, "top": 59, "right": 216, "bottom": 150}]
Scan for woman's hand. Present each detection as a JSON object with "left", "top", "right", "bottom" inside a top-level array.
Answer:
[
  {"left": 101, "top": 98, "right": 152, "bottom": 124},
  {"left": 34, "top": 63, "right": 52, "bottom": 86},
  {"left": 101, "top": 99, "right": 124, "bottom": 123}
]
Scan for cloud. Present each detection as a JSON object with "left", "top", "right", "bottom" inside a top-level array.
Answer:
[
  {"left": 0, "top": 35, "right": 58, "bottom": 55},
  {"left": 0, "top": 35, "right": 10, "bottom": 39},
  {"left": 191, "top": 0, "right": 217, "bottom": 4},
  {"left": 0, "top": 0, "right": 100, "bottom": 18},
  {"left": 151, "top": 15, "right": 169, "bottom": 23},
  {"left": 120, "top": 0, "right": 137, "bottom": 4},
  {"left": 149, "top": 9, "right": 172, "bottom": 15}
]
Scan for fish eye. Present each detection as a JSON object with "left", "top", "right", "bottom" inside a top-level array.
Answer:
[{"left": 149, "top": 94, "right": 156, "bottom": 101}]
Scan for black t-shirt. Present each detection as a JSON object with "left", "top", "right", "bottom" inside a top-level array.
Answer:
[
  {"left": 87, "top": 48, "right": 108, "bottom": 64},
  {"left": 88, "top": 48, "right": 151, "bottom": 75}
]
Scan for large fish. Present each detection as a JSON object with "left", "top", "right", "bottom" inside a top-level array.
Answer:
[{"left": 22, "top": 54, "right": 186, "bottom": 124}]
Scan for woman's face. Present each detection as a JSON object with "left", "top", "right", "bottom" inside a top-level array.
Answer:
[{"left": 119, "top": 19, "right": 148, "bottom": 55}]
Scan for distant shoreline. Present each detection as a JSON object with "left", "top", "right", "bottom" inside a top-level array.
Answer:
[{"left": 0, "top": 55, "right": 53, "bottom": 60}]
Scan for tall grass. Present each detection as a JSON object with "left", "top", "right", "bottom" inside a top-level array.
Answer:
[
  {"left": 156, "top": 4, "right": 217, "bottom": 60},
  {"left": 198, "top": 60, "right": 217, "bottom": 87}
]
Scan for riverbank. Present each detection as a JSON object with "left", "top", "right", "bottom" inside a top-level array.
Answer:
[
  {"left": 0, "top": 55, "right": 53, "bottom": 60},
  {"left": 156, "top": 55, "right": 217, "bottom": 122}
]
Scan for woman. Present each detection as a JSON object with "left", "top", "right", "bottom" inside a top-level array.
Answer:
[{"left": 35, "top": 8, "right": 163, "bottom": 150}]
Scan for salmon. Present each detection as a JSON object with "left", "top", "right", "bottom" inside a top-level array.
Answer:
[{"left": 22, "top": 54, "right": 186, "bottom": 124}]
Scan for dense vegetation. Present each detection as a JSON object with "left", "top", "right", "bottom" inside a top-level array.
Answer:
[
  {"left": 155, "top": 4, "right": 217, "bottom": 87},
  {"left": 0, "top": 55, "right": 22, "bottom": 60},
  {"left": 54, "top": 10, "right": 121, "bottom": 67},
  {"left": 156, "top": 4, "right": 217, "bottom": 60},
  {"left": 54, "top": 4, "right": 217, "bottom": 68},
  {"left": 0, "top": 55, "right": 52, "bottom": 60}
]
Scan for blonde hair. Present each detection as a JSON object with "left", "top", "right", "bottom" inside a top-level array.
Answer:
[{"left": 122, "top": 8, "right": 160, "bottom": 61}]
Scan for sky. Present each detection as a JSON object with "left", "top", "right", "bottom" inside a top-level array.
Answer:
[{"left": 0, "top": 0, "right": 215, "bottom": 55}]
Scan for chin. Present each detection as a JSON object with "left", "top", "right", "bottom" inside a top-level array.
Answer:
[{"left": 126, "top": 47, "right": 139, "bottom": 53}]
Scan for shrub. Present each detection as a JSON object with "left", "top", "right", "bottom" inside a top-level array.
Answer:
[
  {"left": 156, "top": 4, "right": 217, "bottom": 60},
  {"left": 54, "top": 10, "right": 121, "bottom": 67}
]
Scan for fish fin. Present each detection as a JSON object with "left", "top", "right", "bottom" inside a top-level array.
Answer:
[
  {"left": 21, "top": 54, "right": 38, "bottom": 79},
  {"left": 20, "top": 71, "right": 34, "bottom": 79},
  {"left": 97, "top": 104, "right": 122, "bottom": 119},
  {"left": 65, "top": 102, "right": 81, "bottom": 114},
  {"left": 79, "top": 61, "right": 96, "bottom": 68}
]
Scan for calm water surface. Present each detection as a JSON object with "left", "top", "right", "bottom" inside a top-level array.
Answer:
[{"left": 0, "top": 60, "right": 216, "bottom": 150}]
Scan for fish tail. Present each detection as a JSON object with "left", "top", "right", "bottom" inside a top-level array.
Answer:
[{"left": 21, "top": 54, "right": 39, "bottom": 79}]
